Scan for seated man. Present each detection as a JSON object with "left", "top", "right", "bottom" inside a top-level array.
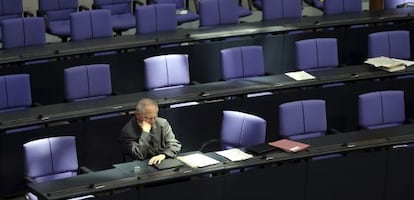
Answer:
[{"left": 119, "top": 98, "right": 182, "bottom": 165}]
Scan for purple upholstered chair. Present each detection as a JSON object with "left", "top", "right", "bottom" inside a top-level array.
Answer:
[
  {"left": 37, "top": 0, "right": 79, "bottom": 42},
  {"left": 368, "top": 30, "right": 411, "bottom": 60},
  {"left": 92, "top": 0, "right": 136, "bottom": 35},
  {"left": 0, "top": 0, "right": 25, "bottom": 41},
  {"left": 384, "top": 0, "right": 414, "bottom": 9},
  {"left": 1, "top": 17, "right": 45, "bottom": 49},
  {"left": 358, "top": 90, "right": 405, "bottom": 129},
  {"left": 220, "top": 45, "right": 265, "bottom": 80},
  {"left": 135, "top": 4, "right": 176, "bottom": 34},
  {"left": 70, "top": 10, "right": 113, "bottom": 41},
  {"left": 279, "top": 100, "right": 327, "bottom": 140},
  {"left": 0, "top": 74, "right": 32, "bottom": 112},
  {"left": 64, "top": 64, "right": 112, "bottom": 102},
  {"left": 24, "top": 136, "right": 94, "bottom": 200},
  {"left": 149, "top": 0, "right": 199, "bottom": 25},
  {"left": 261, "top": 0, "right": 302, "bottom": 21},
  {"left": 144, "top": 54, "right": 190, "bottom": 90},
  {"left": 221, "top": 110, "right": 266, "bottom": 149},
  {"left": 324, "top": 0, "right": 362, "bottom": 15},
  {"left": 295, "top": 38, "right": 339, "bottom": 71},
  {"left": 199, "top": 0, "right": 239, "bottom": 27}
]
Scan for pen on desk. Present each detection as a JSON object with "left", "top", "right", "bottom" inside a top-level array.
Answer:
[{"left": 94, "top": 185, "right": 105, "bottom": 189}]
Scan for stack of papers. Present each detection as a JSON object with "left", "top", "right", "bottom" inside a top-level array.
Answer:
[
  {"left": 364, "top": 56, "right": 414, "bottom": 72},
  {"left": 285, "top": 71, "right": 316, "bottom": 81},
  {"left": 215, "top": 148, "right": 253, "bottom": 161},
  {"left": 177, "top": 153, "right": 220, "bottom": 168}
]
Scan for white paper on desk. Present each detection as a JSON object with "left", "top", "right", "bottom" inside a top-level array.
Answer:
[
  {"left": 285, "top": 71, "right": 316, "bottom": 81},
  {"left": 177, "top": 153, "right": 220, "bottom": 168},
  {"left": 390, "top": 58, "right": 414, "bottom": 67},
  {"left": 215, "top": 148, "right": 253, "bottom": 162}
]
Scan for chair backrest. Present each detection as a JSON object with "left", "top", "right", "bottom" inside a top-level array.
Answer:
[
  {"left": 324, "top": 0, "right": 362, "bottom": 15},
  {"left": 153, "top": 0, "right": 185, "bottom": 9},
  {"left": 64, "top": 64, "right": 112, "bottom": 102},
  {"left": 220, "top": 45, "right": 265, "bottom": 80},
  {"left": 38, "top": 0, "right": 78, "bottom": 21},
  {"left": 0, "top": 74, "right": 32, "bottom": 111},
  {"left": 70, "top": 10, "right": 113, "bottom": 41},
  {"left": 221, "top": 110, "right": 266, "bottom": 149},
  {"left": 384, "top": 0, "right": 410, "bottom": 9},
  {"left": 144, "top": 54, "right": 190, "bottom": 90},
  {"left": 23, "top": 136, "right": 79, "bottom": 183},
  {"left": 368, "top": 30, "right": 411, "bottom": 59},
  {"left": 0, "top": 0, "right": 23, "bottom": 18},
  {"left": 199, "top": 0, "right": 239, "bottom": 27},
  {"left": 93, "top": 0, "right": 132, "bottom": 15},
  {"left": 2, "top": 17, "right": 46, "bottom": 49},
  {"left": 279, "top": 100, "right": 327, "bottom": 140},
  {"left": 295, "top": 38, "right": 339, "bottom": 70},
  {"left": 358, "top": 90, "right": 405, "bottom": 129},
  {"left": 261, "top": 0, "right": 302, "bottom": 21},
  {"left": 135, "top": 4, "right": 177, "bottom": 34}
]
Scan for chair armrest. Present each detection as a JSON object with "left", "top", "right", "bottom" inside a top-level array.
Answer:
[
  {"left": 133, "top": 0, "right": 145, "bottom": 7},
  {"left": 79, "top": 166, "right": 93, "bottom": 174},
  {"left": 79, "top": 5, "right": 90, "bottom": 11},
  {"left": 405, "top": 118, "right": 414, "bottom": 124},
  {"left": 327, "top": 128, "right": 341, "bottom": 135},
  {"left": 24, "top": 11, "right": 34, "bottom": 17},
  {"left": 199, "top": 138, "right": 219, "bottom": 152},
  {"left": 24, "top": 176, "right": 36, "bottom": 184},
  {"left": 190, "top": 81, "right": 200, "bottom": 85},
  {"left": 32, "top": 102, "right": 42, "bottom": 107}
]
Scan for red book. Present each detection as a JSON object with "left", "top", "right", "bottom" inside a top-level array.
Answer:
[{"left": 268, "top": 139, "right": 310, "bottom": 153}]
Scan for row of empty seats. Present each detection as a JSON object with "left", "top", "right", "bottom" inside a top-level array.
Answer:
[{"left": 0, "top": 28, "right": 410, "bottom": 111}]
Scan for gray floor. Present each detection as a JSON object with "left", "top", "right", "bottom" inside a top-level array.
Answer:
[{"left": 4, "top": 1, "right": 368, "bottom": 199}]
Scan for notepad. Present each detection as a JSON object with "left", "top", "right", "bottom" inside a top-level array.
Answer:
[
  {"left": 215, "top": 148, "right": 253, "bottom": 161},
  {"left": 268, "top": 139, "right": 310, "bottom": 153},
  {"left": 285, "top": 71, "right": 316, "bottom": 81},
  {"left": 177, "top": 153, "right": 220, "bottom": 168}
]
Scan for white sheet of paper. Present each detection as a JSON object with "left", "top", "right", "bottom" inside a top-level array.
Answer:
[
  {"left": 177, "top": 153, "right": 220, "bottom": 168},
  {"left": 285, "top": 71, "right": 316, "bottom": 81},
  {"left": 215, "top": 148, "right": 253, "bottom": 162}
]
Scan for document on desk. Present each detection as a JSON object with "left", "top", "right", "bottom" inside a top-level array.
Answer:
[
  {"left": 364, "top": 56, "right": 410, "bottom": 72},
  {"left": 215, "top": 148, "right": 253, "bottom": 162},
  {"left": 177, "top": 153, "right": 220, "bottom": 168},
  {"left": 285, "top": 71, "right": 316, "bottom": 81}
]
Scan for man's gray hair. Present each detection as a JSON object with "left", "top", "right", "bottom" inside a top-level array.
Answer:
[{"left": 135, "top": 98, "right": 159, "bottom": 113}]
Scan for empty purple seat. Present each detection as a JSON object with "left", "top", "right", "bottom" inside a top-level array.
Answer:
[
  {"left": 368, "top": 30, "right": 411, "bottom": 59},
  {"left": 93, "top": 0, "right": 136, "bottom": 35},
  {"left": 199, "top": 0, "right": 239, "bottom": 27},
  {"left": 149, "top": 0, "right": 199, "bottom": 24},
  {"left": 37, "top": 0, "right": 79, "bottom": 42},
  {"left": 144, "top": 54, "right": 190, "bottom": 90},
  {"left": 1, "top": 17, "right": 45, "bottom": 49},
  {"left": 135, "top": 4, "right": 176, "bottom": 34},
  {"left": 324, "top": 0, "right": 362, "bottom": 15},
  {"left": 261, "top": 0, "right": 302, "bottom": 21},
  {"left": 70, "top": 10, "right": 113, "bottom": 41},
  {"left": 295, "top": 38, "right": 339, "bottom": 71},
  {"left": 358, "top": 90, "right": 405, "bottom": 129},
  {"left": 23, "top": 136, "right": 94, "bottom": 200},
  {"left": 64, "top": 64, "right": 112, "bottom": 102},
  {"left": 220, "top": 45, "right": 265, "bottom": 80},
  {"left": 279, "top": 100, "right": 327, "bottom": 140},
  {"left": 221, "top": 110, "right": 266, "bottom": 149},
  {"left": 0, "top": 74, "right": 32, "bottom": 112},
  {"left": 0, "top": 0, "right": 25, "bottom": 41}
]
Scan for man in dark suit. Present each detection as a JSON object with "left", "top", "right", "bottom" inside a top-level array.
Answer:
[{"left": 119, "top": 98, "right": 181, "bottom": 165}]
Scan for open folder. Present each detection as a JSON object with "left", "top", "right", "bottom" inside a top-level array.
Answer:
[{"left": 268, "top": 139, "right": 310, "bottom": 153}]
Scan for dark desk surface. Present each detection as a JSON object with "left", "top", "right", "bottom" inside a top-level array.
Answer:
[
  {"left": 1, "top": 64, "right": 413, "bottom": 130},
  {"left": 1, "top": 8, "right": 414, "bottom": 65},
  {"left": 28, "top": 123, "right": 414, "bottom": 200}
]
